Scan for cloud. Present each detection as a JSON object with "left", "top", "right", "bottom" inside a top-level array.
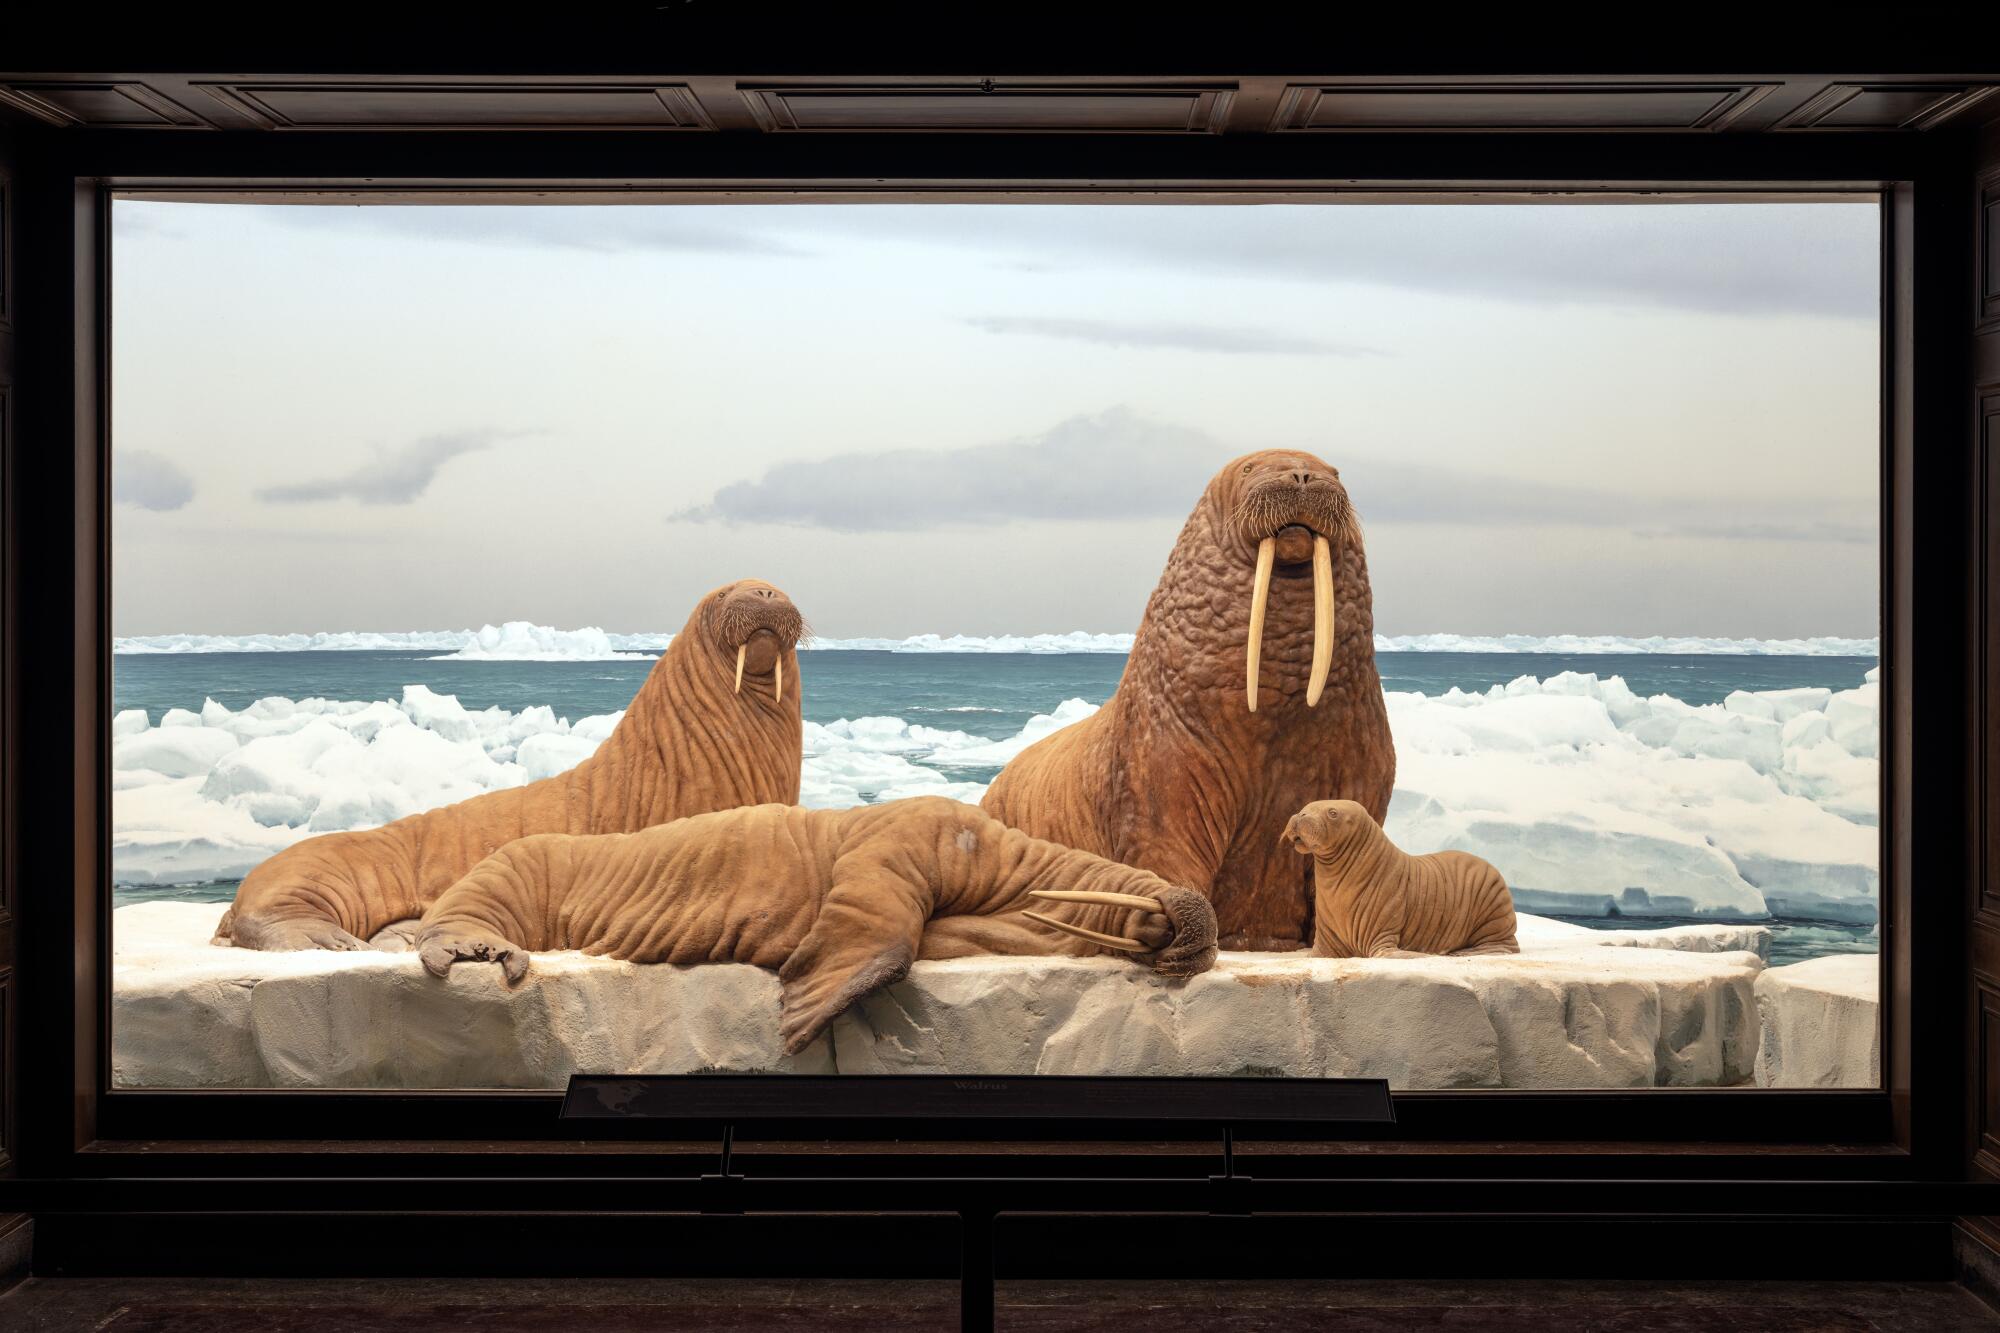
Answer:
[
  {"left": 113, "top": 451, "right": 196, "bottom": 511},
  {"left": 800, "top": 202, "right": 1882, "bottom": 321},
  {"left": 965, "top": 315, "right": 1384, "bottom": 357},
  {"left": 672, "top": 407, "right": 1230, "bottom": 531},
  {"left": 1636, "top": 519, "right": 1876, "bottom": 544},
  {"left": 256, "top": 429, "right": 512, "bottom": 505},
  {"left": 673, "top": 406, "right": 1879, "bottom": 545},
  {"left": 112, "top": 206, "right": 185, "bottom": 240},
  {"left": 268, "top": 206, "right": 812, "bottom": 256},
  {"left": 232, "top": 201, "right": 1875, "bottom": 319}
]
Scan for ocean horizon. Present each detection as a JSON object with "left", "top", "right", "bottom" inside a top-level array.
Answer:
[{"left": 112, "top": 622, "right": 1881, "bottom": 660}]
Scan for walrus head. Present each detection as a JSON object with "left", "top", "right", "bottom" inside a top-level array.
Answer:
[
  {"left": 700, "top": 578, "right": 806, "bottom": 702},
  {"left": 1280, "top": 799, "right": 1376, "bottom": 858},
  {"left": 1214, "top": 450, "right": 1358, "bottom": 713}
]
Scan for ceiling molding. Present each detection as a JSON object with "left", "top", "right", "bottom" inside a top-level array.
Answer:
[
  {"left": 1774, "top": 83, "right": 1998, "bottom": 131},
  {"left": 737, "top": 82, "right": 1236, "bottom": 133},
  {"left": 190, "top": 82, "right": 713, "bottom": 131},
  {"left": 1270, "top": 82, "right": 1779, "bottom": 133},
  {"left": 0, "top": 80, "right": 206, "bottom": 128}
]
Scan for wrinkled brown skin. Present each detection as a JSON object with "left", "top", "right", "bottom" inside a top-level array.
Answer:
[
  {"left": 415, "top": 795, "right": 1220, "bottom": 1053},
  {"left": 982, "top": 450, "right": 1395, "bottom": 951},
  {"left": 1283, "top": 799, "right": 1518, "bottom": 959},
  {"left": 214, "top": 580, "right": 806, "bottom": 951}
]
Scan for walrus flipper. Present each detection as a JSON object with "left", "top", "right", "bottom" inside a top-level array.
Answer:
[
  {"left": 418, "top": 926, "right": 532, "bottom": 985},
  {"left": 1133, "top": 885, "right": 1220, "bottom": 977},
  {"left": 775, "top": 864, "right": 928, "bottom": 1054}
]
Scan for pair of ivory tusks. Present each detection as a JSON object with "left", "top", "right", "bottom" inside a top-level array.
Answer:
[
  {"left": 733, "top": 643, "right": 782, "bottom": 702},
  {"left": 1245, "top": 534, "right": 1335, "bottom": 713},
  {"left": 1023, "top": 887, "right": 1161, "bottom": 953}
]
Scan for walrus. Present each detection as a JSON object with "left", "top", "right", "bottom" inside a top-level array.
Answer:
[
  {"left": 215, "top": 579, "right": 806, "bottom": 951},
  {"left": 982, "top": 449, "right": 1395, "bottom": 951},
  {"left": 413, "top": 795, "right": 1220, "bottom": 1052},
  {"left": 1283, "top": 799, "right": 1518, "bottom": 958}
]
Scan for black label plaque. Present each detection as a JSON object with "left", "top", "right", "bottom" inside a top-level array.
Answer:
[{"left": 561, "top": 1073, "right": 1394, "bottom": 1126}]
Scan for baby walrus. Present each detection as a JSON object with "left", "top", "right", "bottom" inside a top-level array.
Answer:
[{"left": 1282, "top": 799, "right": 1519, "bottom": 959}]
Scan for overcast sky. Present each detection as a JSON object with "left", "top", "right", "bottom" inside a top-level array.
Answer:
[{"left": 110, "top": 200, "right": 1881, "bottom": 639}]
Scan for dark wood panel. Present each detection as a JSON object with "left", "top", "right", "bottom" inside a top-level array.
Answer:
[
  {"left": 740, "top": 84, "right": 1233, "bottom": 133},
  {"left": 1983, "top": 395, "right": 2000, "bottom": 947},
  {"left": 1272, "top": 82, "right": 1775, "bottom": 132},
  {"left": 195, "top": 83, "right": 712, "bottom": 131},
  {"left": 0, "top": 972, "right": 10, "bottom": 1173},
  {"left": 0, "top": 81, "right": 203, "bottom": 129},
  {"left": 1982, "top": 165, "right": 2000, "bottom": 331},
  {"left": 1981, "top": 984, "right": 2000, "bottom": 1174},
  {"left": 1780, "top": 84, "right": 1999, "bottom": 132}
]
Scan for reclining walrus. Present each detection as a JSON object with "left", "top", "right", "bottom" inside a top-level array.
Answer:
[
  {"left": 983, "top": 449, "right": 1396, "bottom": 951},
  {"left": 1283, "top": 799, "right": 1518, "bottom": 958},
  {"left": 215, "top": 579, "right": 806, "bottom": 951},
  {"left": 414, "top": 795, "right": 1220, "bottom": 1053}
]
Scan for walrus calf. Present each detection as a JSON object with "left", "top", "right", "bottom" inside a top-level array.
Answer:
[
  {"left": 415, "top": 795, "right": 1219, "bottom": 1053},
  {"left": 983, "top": 449, "right": 1395, "bottom": 951},
  {"left": 1282, "top": 799, "right": 1518, "bottom": 959},
  {"left": 216, "top": 579, "right": 806, "bottom": 951}
]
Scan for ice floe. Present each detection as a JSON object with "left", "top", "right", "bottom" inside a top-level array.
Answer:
[
  {"left": 111, "top": 670, "right": 1879, "bottom": 925},
  {"left": 426, "top": 621, "right": 655, "bottom": 662}
]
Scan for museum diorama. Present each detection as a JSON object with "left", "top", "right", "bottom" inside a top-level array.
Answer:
[
  {"left": 111, "top": 449, "right": 1862, "bottom": 1092},
  {"left": 2, "top": 20, "right": 2000, "bottom": 1325}
]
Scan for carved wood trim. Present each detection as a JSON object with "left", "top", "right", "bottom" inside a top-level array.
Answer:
[
  {"left": 0, "top": 81, "right": 205, "bottom": 129},
  {"left": 1777, "top": 84, "right": 2000, "bottom": 132},
  {"left": 1980, "top": 166, "right": 2000, "bottom": 335},
  {"left": 192, "top": 82, "right": 713, "bottom": 132},
  {"left": 1269, "top": 82, "right": 1778, "bottom": 133},
  {"left": 1979, "top": 981, "right": 2000, "bottom": 1174},
  {"left": 738, "top": 83, "right": 1235, "bottom": 133}
]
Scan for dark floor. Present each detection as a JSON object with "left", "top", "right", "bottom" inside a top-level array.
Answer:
[{"left": 0, "top": 1277, "right": 1996, "bottom": 1331}]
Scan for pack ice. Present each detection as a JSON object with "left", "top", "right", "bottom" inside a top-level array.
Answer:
[{"left": 110, "top": 670, "right": 1879, "bottom": 925}]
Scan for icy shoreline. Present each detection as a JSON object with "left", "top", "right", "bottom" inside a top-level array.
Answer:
[
  {"left": 112, "top": 903, "right": 1775, "bottom": 1089},
  {"left": 110, "top": 667, "right": 1881, "bottom": 930}
]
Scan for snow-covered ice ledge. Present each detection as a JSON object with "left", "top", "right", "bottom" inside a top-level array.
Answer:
[
  {"left": 1753, "top": 954, "right": 1880, "bottom": 1088},
  {"left": 113, "top": 904, "right": 1794, "bottom": 1090}
]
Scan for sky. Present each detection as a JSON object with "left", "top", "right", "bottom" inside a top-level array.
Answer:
[{"left": 110, "top": 200, "right": 1882, "bottom": 639}]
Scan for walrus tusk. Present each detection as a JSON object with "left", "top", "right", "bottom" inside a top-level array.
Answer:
[
  {"left": 773, "top": 655, "right": 783, "bottom": 703},
  {"left": 734, "top": 644, "right": 746, "bottom": 695},
  {"left": 1246, "top": 536, "right": 1275, "bottom": 712},
  {"left": 1306, "top": 534, "right": 1334, "bottom": 707},
  {"left": 1029, "top": 888, "right": 1164, "bottom": 913},
  {"left": 1023, "top": 909, "right": 1146, "bottom": 952}
]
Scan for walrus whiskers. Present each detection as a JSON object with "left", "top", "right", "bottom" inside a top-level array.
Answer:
[
  {"left": 1028, "top": 888, "right": 1167, "bottom": 912},
  {"left": 1307, "top": 534, "right": 1334, "bottom": 707},
  {"left": 1246, "top": 535, "right": 1275, "bottom": 712},
  {"left": 1022, "top": 909, "right": 1147, "bottom": 952},
  {"left": 734, "top": 643, "right": 746, "bottom": 694}
]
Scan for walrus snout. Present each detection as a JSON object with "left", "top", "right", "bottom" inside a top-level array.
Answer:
[
  {"left": 712, "top": 580, "right": 804, "bottom": 701},
  {"left": 740, "top": 628, "right": 782, "bottom": 676}
]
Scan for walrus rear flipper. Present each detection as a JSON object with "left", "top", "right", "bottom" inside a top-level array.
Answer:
[{"left": 775, "top": 866, "right": 928, "bottom": 1054}]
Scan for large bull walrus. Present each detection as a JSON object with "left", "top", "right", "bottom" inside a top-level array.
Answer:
[
  {"left": 982, "top": 449, "right": 1395, "bottom": 951},
  {"left": 215, "top": 579, "right": 806, "bottom": 951},
  {"left": 1283, "top": 799, "right": 1518, "bottom": 958},
  {"left": 414, "top": 795, "right": 1219, "bottom": 1052}
]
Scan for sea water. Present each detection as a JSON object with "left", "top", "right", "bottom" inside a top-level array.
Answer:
[{"left": 110, "top": 649, "right": 1880, "bottom": 965}]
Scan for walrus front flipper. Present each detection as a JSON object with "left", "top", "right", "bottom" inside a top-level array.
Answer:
[
  {"left": 417, "top": 924, "right": 532, "bottom": 985},
  {"left": 1129, "top": 885, "right": 1219, "bottom": 977},
  {"left": 775, "top": 864, "right": 929, "bottom": 1054}
]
